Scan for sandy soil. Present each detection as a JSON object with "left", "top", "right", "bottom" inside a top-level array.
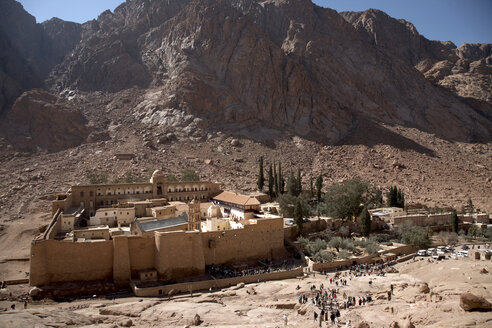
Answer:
[{"left": 1, "top": 255, "right": 490, "bottom": 327}]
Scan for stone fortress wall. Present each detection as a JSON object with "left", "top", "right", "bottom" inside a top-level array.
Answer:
[{"left": 30, "top": 217, "right": 286, "bottom": 286}]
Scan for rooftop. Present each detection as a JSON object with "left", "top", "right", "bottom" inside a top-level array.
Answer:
[
  {"left": 136, "top": 212, "right": 188, "bottom": 232},
  {"left": 212, "top": 191, "right": 261, "bottom": 206}
]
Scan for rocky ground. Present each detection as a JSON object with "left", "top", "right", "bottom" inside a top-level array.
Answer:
[{"left": 1, "top": 255, "right": 491, "bottom": 327}]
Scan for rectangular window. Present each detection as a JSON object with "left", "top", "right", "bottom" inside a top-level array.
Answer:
[{"left": 80, "top": 191, "right": 84, "bottom": 197}]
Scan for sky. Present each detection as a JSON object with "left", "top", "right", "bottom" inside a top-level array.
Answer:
[{"left": 18, "top": 0, "right": 492, "bottom": 46}]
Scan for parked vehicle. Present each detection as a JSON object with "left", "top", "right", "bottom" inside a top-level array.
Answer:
[
  {"left": 427, "top": 248, "right": 436, "bottom": 255},
  {"left": 432, "top": 253, "right": 445, "bottom": 260},
  {"left": 461, "top": 250, "right": 469, "bottom": 257},
  {"left": 417, "top": 250, "right": 427, "bottom": 256},
  {"left": 461, "top": 245, "right": 469, "bottom": 250}
]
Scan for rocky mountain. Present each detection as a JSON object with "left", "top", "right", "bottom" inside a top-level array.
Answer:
[
  {"left": 0, "top": 0, "right": 490, "bottom": 214},
  {"left": 0, "top": 0, "right": 81, "bottom": 116},
  {"left": 37, "top": 0, "right": 490, "bottom": 145},
  {"left": 341, "top": 9, "right": 492, "bottom": 106}
]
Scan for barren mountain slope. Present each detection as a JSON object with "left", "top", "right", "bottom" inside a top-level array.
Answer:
[
  {"left": 341, "top": 9, "right": 492, "bottom": 106},
  {"left": 43, "top": 0, "right": 491, "bottom": 144}
]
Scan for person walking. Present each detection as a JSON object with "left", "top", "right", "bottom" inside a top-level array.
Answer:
[{"left": 283, "top": 314, "right": 288, "bottom": 326}]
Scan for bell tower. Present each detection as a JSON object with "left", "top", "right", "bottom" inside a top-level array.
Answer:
[{"left": 188, "top": 198, "right": 201, "bottom": 231}]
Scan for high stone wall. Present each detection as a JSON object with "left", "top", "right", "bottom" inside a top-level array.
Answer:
[{"left": 30, "top": 239, "right": 113, "bottom": 286}]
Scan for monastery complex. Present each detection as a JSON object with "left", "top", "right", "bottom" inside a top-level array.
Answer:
[{"left": 28, "top": 170, "right": 490, "bottom": 297}]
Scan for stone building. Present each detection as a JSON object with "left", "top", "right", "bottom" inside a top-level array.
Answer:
[
  {"left": 212, "top": 191, "right": 261, "bottom": 220},
  {"left": 52, "top": 170, "right": 222, "bottom": 216}
]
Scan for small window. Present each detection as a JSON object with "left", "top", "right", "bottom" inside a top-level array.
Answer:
[
  {"left": 105, "top": 213, "right": 108, "bottom": 216},
  {"left": 89, "top": 191, "right": 93, "bottom": 197},
  {"left": 80, "top": 191, "right": 84, "bottom": 197}
]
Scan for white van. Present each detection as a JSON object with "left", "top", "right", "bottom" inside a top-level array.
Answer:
[
  {"left": 427, "top": 248, "right": 436, "bottom": 255},
  {"left": 417, "top": 250, "right": 427, "bottom": 256}
]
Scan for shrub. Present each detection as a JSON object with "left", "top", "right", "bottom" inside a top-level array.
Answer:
[
  {"left": 398, "top": 223, "right": 431, "bottom": 249},
  {"left": 312, "top": 250, "right": 335, "bottom": 263},
  {"left": 296, "top": 236, "right": 309, "bottom": 245},
  {"left": 305, "top": 238, "right": 327, "bottom": 256},
  {"left": 337, "top": 249, "right": 351, "bottom": 259}
]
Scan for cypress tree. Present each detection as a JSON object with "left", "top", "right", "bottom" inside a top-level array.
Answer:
[
  {"left": 310, "top": 177, "right": 314, "bottom": 198},
  {"left": 315, "top": 174, "right": 323, "bottom": 203},
  {"left": 257, "top": 156, "right": 265, "bottom": 191},
  {"left": 268, "top": 164, "right": 274, "bottom": 198},
  {"left": 273, "top": 162, "right": 278, "bottom": 197},
  {"left": 278, "top": 161, "right": 284, "bottom": 194},
  {"left": 287, "top": 171, "right": 297, "bottom": 196},
  {"left": 296, "top": 168, "right": 302, "bottom": 196},
  {"left": 359, "top": 205, "right": 371, "bottom": 237},
  {"left": 294, "top": 199, "right": 303, "bottom": 235},
  {"left": 450, "top": 209, "right": 459, "bottom": 233}
]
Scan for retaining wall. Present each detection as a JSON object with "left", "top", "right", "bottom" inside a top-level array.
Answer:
[{"left": 130, "top": 266, "right": 303, "bottom": 297}]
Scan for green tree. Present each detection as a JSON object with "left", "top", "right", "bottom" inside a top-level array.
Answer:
[
  {"left": 273, "top": 162, "right": 278, "bottom": 197},
  {"left": 167, "top": 174, "right": 179, "bottom": 182},
  {"left": 181, "top": 169, "right": 200, "bottom": 181},
  {"left": 278, "top": 161, "right": 284, "bottom": 194},
  {"left": 359, "top": 206, "right": 371, "bottom": 237},
  {"left": 398, "top": 223, "right": 431, "bottom": 249},
  {"left": 396, "top": 188, "right": 405, "bottom": 208},
  {"left": 337, "top": 249, "right": 351, "bottom": 259},
  {"left": 296, "top": 168, "right": 302, "bottom": 196},
  {"left": 267, "top": 164, "right": 274, "bottom": 198},
  {"left": 310, "top": 177, "right": 314, "bottom": 198},
  {"left": 287, "top": 171, "right": 297, "bottom": 196},
  {"left": 450, "top": 209, "right": 459, "bottom": 233},
  {"left": 278, "top": 194, "right": 312, "bottom": 218},
  {"left": 322, "top": 178, "right": 380, "bottom": 220},
  {"left": 294, "top": 199, "right": 304, "bottom": 234},
  {"left": 364, "top": 242, "right": 381, "bottom": 255},
  {"left": 257, "top": 156, "right": 265, "bottom": 191},
  {"left": 315, "top": 174, "right": 323, "bottom": 203}
]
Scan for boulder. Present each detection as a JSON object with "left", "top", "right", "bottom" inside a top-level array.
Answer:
[
  {"left": 192, "top": 314, "right": 202, "bottom": 326},
  {"left": 480, "top": 268, "right": 488, "bottom": 274},
  {"left": 459, "top": 292, "right": 492, "bottom": 311},
  {"left": 356, "top": 322, "right": 370, "bottom": 328},
  {"left": 389, "top": 322, "right": 400, "bottom": 328},
  {"left": 419, "top": 283, "right": 430, "bottom": 294},
  {"left": 230, "top": 139, "right": 241, "bottom": 147}
]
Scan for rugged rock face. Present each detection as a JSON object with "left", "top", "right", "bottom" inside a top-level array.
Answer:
[
  {"left": 1, "top": 89, "right": 89, "bottom": 152},
  {"left": 0, "top": 0, "right": 81, "bottom": 115},
  {"left": 341, "top": 9, "right": 492, "bottom": 105},
  {"left": 44, "top": 0, "right": 491, "bottom": 144}
]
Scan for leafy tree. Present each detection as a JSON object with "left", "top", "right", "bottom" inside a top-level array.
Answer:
[
  {"left": 339, "top": 226, "right": 350, "bottom": 238},
  {"left": 86, "top": 171, "right": 108, "bottom": 184},
  {"left": 396, "top": 188, "right": 405, "bottom": 208},
  {"left": 328, "top": 237, "right": 354, "bottom": 252},
  {"left": 450, "top": 209, "right": 459, "bottom": 233},
  {"left": 467, "top": 225, "right": 480, "bottom": 239},
  {"left": 321, "top": 228, "right": 334, "bottom": 242},
  {"left": 398, "top": 223, "right": 431, "bottom": 249},
  {"left": 167, "top": 174, "right": 179, "bottom": 182},
  {"left": 294, "top": 199, "right": 304, "bottom": 234},
  {"left": 257, "top": 156, "right": 265, "bottom": 191},
  {"left": 484, "top": 228, "right": 492, "bottom": 241},
  {"left": 359, "top": 206, "right": 371, "bottom": 237},
  {"left": 322, "top": 178, "right": 380, "bottom": 220},
  {"left": 268, "top": 164, "right": 274, "bottom": 198},
  {"left": 181, "top": 169, "right": 200, "bottom": 181},
  {"left": 277, "top": 194, "right": 312, "bottom": 218},
  {"left": 315, "top": 174, "right": 323, "bottom": 203}
]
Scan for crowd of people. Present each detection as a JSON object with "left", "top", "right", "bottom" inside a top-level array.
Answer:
[
  {"left": 207, "top": 259, "right": 299, "bottom": 279},
  {"left": 293, "top": 262, "right": 396, "bottom": 326}
]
